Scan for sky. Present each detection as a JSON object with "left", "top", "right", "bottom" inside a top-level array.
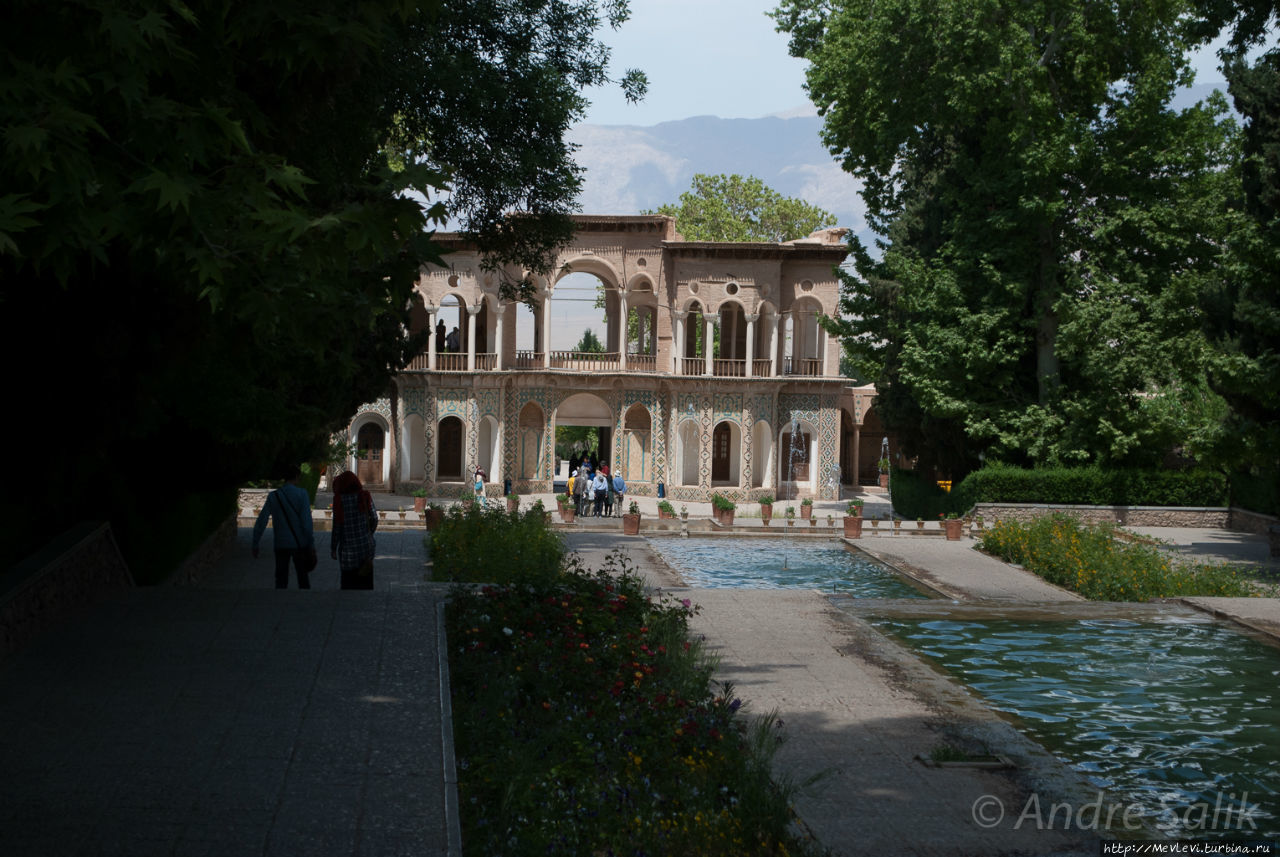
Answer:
[{"left": 581, "top": 0, "right": 1231, "bottom": 128}]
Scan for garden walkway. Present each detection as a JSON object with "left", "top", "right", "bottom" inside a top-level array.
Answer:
[{"left": 0, "top": 528, "right": 456, "bottom": 857}]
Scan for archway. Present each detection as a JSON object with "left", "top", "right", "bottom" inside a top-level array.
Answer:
[
  {"left": 517, "top": 403, "right": 545, "bottom": 480},
  {"left": 677, "top": 419, "right": 700, "bottom": 487},
  {"left": 621, "top": 403, "right": 652, "bottom": 482},
  {"left": 555, "top": 393, "right": 614, "bottom": 472},
  {"left": 437, "top": 416, "right": 464, "bottom": 481},
  {"left": 752, "top": 420, "right": 772, "bottom": 488},
  {"left": 779, "top": 419, "right": 816, "bottom": 499},
  {"left": 711, "top": 421, "right": 741, "bottom": 485},
  {"left": 477, "top": 415, "right": 499, "bottom": 481},
  {"left": 400, "top": 414, "right": 425, "bottom": 481},
  {"left": 355, "top": 421, "right": 387, "bottom": 487}
]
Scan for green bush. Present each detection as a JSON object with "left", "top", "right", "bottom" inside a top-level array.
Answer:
[
  {"left": 428, "top": 502, "right": 564, "bottom": 585},
  {"left": 1232, "top": 469, "right": 1280, "bottom": 517},
  {"left": 953, "top": 465, "right": 1227, "bottom": 508},
  {"left": 710, "top": 493, "right": 735, "bottom": 512},
  {"left": 978, "top": 514, "right": 1255, "bottom": 600}
]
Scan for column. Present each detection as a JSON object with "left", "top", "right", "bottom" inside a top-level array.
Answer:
[
  {"left": 745, "top": 313, "right": 757, "bottom": 378},
  {"left": 542, "top": 293, "right": 552, "bottom": 368},
  {"left": 770, "top": 314, "right": 780, "bottom": 377},
  {"left": 494, "top": 304, "right": 506, "bottom": 370},
  {"left": 426, "top": 306, "right": 438, "bottom": 371},
  {"left": 466, "top": 304, "right": 480, "bottom": 371},
  {"left": 674, "top": 312, "right": 685, "bottom": 373},
  {"left": 703, "top": 314, "right": 714, "bottom": 375},
  {"left": 619, "top": 293, "right": 629, "bottom": 370}
]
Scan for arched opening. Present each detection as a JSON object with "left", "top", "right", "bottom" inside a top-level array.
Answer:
[
  {"left": 355, "top": 421, "right": 386, "bottom": 487},
  {"left": 517, "top": 403, "right": 545, "bottom": 480},
  {"left": 437, "top": 416, "right": 465, "bottom": 481},
  {"left": 779, "top": 418, "right": 816, "bottom": 499},
  {"left": 752, "top": 420, "right": 772, "bottom": 488},
  {"left": 621, "top": 403, "right": 652, "bottom": 482},
  {"left": 859, "top": 408, "right": 900, "bottom": 486},
  {"left": 514, "top": 295, "right": 544, "bottom": 368},
  {"left": 550, "top": 266, "right": 618, "bottom": 363},
  {"left": 625, "top": 276, "right": 659, "bottom": 371},
  {"left": 400, "top": 414, "right": 425, "bottom": 481},
  {"left": 554, "top": 393, "right": 614, "bottom": 472},
  {"left": 477, "top": 415, "right": 499, "bottom": 481},
  {"left": 677, "top": 419, "right": 700, "bottom": 487},
  {"left": 439, "top": 294, "right": 468, "bottom": 368},
  {"left": 785, "top": 297, "right": 823, "bottom": 375},
  {"left": 711, "top": 421, "right": 742, "bottom": 485}
]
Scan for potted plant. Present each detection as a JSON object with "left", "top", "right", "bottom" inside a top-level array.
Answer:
[
  {"left": 878, "top": 457, "right": 891, "bottom": 488},
  {"left": 398, "top": 507, "right": 407, "bottom": 520},
  {"left": 940, "top": 512, "right": 963, "bottom": 540},
  {"left": 785, "top": 506, "right": 796, "bottom": 527},
  {"left": 506, "top": 491, "right": 519, "bottom": 513},
  {"left": 759, "top": 494, "right": 774, "bottom": 526},
  {"left": 423, "top": 502, "right": 445, "bottom": 531},
  {"left": 711, "top": 494, "right": 736, "bottom": 526},
  {"left": 657, "top": 499, "right": 676, "bottom": 519},
  {"left": 559, "top": 494, "right": 575, "bottom": 523},
  {"left": 842, "top": 502, "right": 864, "bottom": 538},
  {"left": 916, "top": 517, "right": 925, "bottom": 531},
  {"left": 800, "top": 497, "right": 813, "bottom": 519},
  {"left": 622, "top": 500, "right": 642, "bottom": 535},
  {"left": 531, "top": 498, "right": 550, "bottom": 524},
  {"left": 412, "top": 487, "right": 429, "bottom": 513}
]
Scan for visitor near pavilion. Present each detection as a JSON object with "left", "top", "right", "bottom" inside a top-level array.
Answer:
[{"left": 251, "top": 465, "right": 316, "bottom": 589}]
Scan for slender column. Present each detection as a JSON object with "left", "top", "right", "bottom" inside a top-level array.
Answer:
[
  {"left": 703, "top": 315, "right": 714, "bottom": 375},
  {"left": 426, "top": 306, "right": 438, "bottom": 371},
  {"left": 674, "top": 312, "right": 685, "bottom": 373},
  {"left": 770, "top": 313, "right": 780, "bottom": 377},
  {"left": 542, "top": 293, "right": 552, "bottom": 368},
  {"left": 494, "top": 304, "right": 506, "bottom": 370},
  {"left": 745, "top": 313, "right": 757, "bottom": 378},
  {"left": 466, "top": 304, "right": 480, "bottom": 371},
  {"left": 619, "top": 293, "right": 629, "bottom": 370}
]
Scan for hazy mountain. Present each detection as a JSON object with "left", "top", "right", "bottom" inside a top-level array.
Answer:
[{"left": 568, "top": 111, "right": 867, "bottom": 237}]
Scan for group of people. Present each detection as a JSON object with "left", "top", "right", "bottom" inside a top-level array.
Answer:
[
  {"left": 435, "top": 320, "right": 461, "bottom": 353},
  {"left": 568, "top": 458, "right": 626, "bottom": 517},
  {"left": 252, "top": 466, "right": 378, "bottom": 590}
]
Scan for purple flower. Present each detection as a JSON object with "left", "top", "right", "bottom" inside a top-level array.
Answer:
[{"left": 681, "top": 598, "right": 691, "bottom": 608}]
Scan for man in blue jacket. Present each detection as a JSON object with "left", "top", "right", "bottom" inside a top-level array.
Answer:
[{"left": 252, "top": 465, "right": 315, "bottom": 589}]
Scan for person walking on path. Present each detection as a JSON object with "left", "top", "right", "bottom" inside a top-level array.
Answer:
[
  {"left": 330, "top": 471, "right": 378, "bottom": 589},
  {"left": 591, "top": 470, "right": 608, "bottom": 517},
  {"left": 574, "top": 466, "right": 588, "bottom": 516},
  {"left": 252, "top": 465, "right": 316, "bottom": 589}
]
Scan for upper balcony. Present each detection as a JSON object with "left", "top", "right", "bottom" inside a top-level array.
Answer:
[{"left": 403, "top": 348, "right": 828, "bottom": 378}]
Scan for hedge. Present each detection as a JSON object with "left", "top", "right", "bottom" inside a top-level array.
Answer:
[
  {"left": 888, "top": 465, "right": 1228, "bottom": 520},
  {"left": 1231, "top": 469, "right": 1280, "bottom": 518}
]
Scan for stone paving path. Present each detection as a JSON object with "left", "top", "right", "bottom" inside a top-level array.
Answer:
[{"left": 0, "top": 528, "right": 454, "bottom": 857}]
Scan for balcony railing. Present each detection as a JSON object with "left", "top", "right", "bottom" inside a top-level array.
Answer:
[
  {"left": 784, "top": 357, "right": 823, "bottom": 376},
  {"left": 712, "top": 358, "right": 746, "bottom": 377},
  {"left": 435, "top": 353, "right": 468, "bottom": 371},
  {"left": 512, "top": 350, "right": 543, "bottom": 369},
  {"left": 678, "top": 357, "right": 703, "bottom": 376},
  {"left": 627, "top": 353, "right": 657, "bottom": 372},
  {"left": 475, "top": 353, "right": 496, "bottom": 371},
  {"left": 753, "top": 358, "right": 772, "bottom": 377},
  {"left": 550, "top": 351, "right": 621, "bottom": 371}
]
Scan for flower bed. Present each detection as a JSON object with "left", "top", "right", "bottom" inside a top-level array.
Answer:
[
  {"left": 447, "top": 553, "right": 814, "bottom": 856},
  {"left": 978, "top": 514, "right": 1258, "bottom": 600}
]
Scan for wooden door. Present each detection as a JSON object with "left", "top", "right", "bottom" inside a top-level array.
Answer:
[
  {"left": 711, "top": 424, "right": 731, "bottom": 483},
  {"left": 357, "top": 423, "right": 384, "bottom": 485}
]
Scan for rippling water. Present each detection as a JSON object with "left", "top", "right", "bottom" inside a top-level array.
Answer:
[
  {"left": 647, "top": 537, "right": 927, "bottom": 598},
  {"left": 876, "top": 617, "right": 1280, "bottom": 837}
]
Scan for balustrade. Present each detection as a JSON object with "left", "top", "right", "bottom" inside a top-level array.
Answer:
[{"left": 550, "top": 351, "right": 620, "bottom": 372}]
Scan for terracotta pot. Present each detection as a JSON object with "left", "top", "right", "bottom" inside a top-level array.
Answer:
[
  {"left": 506, "top": 497, "right": 519, "bottom": 513},
  {"left": 842, "top": 516, "right": 863, "bottom": 538},
  {"left": 944, "top": 519, "right": 963, "bottom": 540},
  {"left": 878, "top": 473, "right": 889, "bottom": 488},
  {"left": 760, "top": 503, "right": 772, "bottom": 525},
  {"left": 560, "top": 507, "right": 575, "bottom": 523},
  {"left": 622, "top": 513, "right": 641, "bottom": 535},
  {"left": 800, "top": 504, "right": 812, "bottom": 519},
  {"left": 423, "top": 508, "right": 444, "bottom": 530},
  {"left": 720, "top": 509, "right": 735, "bottom": 527},
  {"left": 413, "top": 496, "right": 426, "bottom": 513},
  {"left": 658, "top": 509, "right": 674, "bottom": 519}
]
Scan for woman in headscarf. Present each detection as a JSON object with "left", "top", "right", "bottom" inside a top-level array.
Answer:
[{"left": 330, "top": 471, "right": 378, "bottom": 590}]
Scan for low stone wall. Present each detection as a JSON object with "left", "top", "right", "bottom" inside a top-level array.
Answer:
[
  {"left": 169, "top": 515, "right": 239, "bottom": 586},
  {"left": 973, "top": 503, "right": 1232, "bottom": 528},
  {"left": 1227, "top": 506, "right": 1280, "bottom": 537},
  {"left": 1, "top": 522, "right": 135, "bottom": 660}
]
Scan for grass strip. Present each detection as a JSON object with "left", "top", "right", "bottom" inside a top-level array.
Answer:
[{"left": 978, "top": 514, "right": 1258, "bottom": 600}]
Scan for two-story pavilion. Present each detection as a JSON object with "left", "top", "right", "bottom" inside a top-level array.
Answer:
[{"left": 343, "top": 215, "right": 892, "bottom": 501}]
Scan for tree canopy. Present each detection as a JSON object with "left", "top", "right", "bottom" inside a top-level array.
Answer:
[
  {"left": 774, "top": 0, "right": 1240, "bottom": 474},
  {"left": 0, "top": 0, "right": 644, "bottom": 576},
  {"left": 646, "top": 173, "right": 837, "bottom": 242}
]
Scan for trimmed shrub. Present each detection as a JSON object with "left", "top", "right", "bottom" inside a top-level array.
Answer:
[
  {"left": 953, "top": 465, "right": 1227, "bottom": 508},
  {"left": 428, "top": 502, "right": 564, "bottom": 585},
  {"left": 1232, "top": 469, "right": 1280, "bottom": 517}
]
